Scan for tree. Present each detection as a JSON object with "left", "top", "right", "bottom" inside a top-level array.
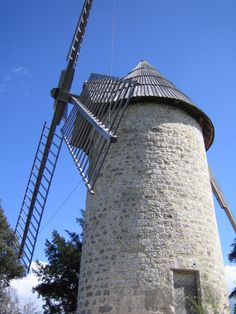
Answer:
[
  {"left": 0, "top": 286, "right": 20, "bottom": 314},
  {"left": 33, "top": 229, "right": 82, "bottom": 313},
  {"left": 20, "top": 299, "right": 41, "bottom": 314},
  {"left": 0, "top": 205, "right": 25, "bottom": 287},
  {"left": 0, "top": 204, "right": 40, "bottom": 313},
  {"left": 229, "top": 238, "right": 236, "bottom": 298},
  {"left": 0, "top": 286, "right": 41, "bottom": 314}
]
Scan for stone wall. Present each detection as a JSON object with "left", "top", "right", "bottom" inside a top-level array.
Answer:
[{"left": 77, "top": 102, "right": 229, "bottom": 314}]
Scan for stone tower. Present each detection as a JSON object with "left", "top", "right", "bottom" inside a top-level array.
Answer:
[{"left": 77, "top": 61, "right": 229, "bottom": 314}]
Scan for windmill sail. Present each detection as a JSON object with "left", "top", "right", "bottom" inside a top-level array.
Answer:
[
  {"left": 67, "top": 0, "right": 93, "bottom": 68},
  {"left": 15, "top": 0, "right": 94, "bottom": 271},
  {"left": 15, "top": 124, "right": 63, "bottom": 271},
  {"left": 15, "top": 0, "right": 136, "bottom": 271},
  {"left": 61, "top": 74, "right": 136, "bottom": 193},
  {"left": 209, "top": 168, "right": 236, "bottom": 232},
  {"left": 53, "top": 0, "right": 94, "bottom": 123}
]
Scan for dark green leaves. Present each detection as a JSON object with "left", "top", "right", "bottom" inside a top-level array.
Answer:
[
  {"left": 0, "top": 206, "right": 25, "bottom": 287},
  {"left": 33, "top": 230, "right": 82, "bottom": 313}
]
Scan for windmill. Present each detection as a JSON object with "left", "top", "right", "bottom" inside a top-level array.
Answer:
[{"left": 14, "top": 0, "right": 235, "bottom": 280}]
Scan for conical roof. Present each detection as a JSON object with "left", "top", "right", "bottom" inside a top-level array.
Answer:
[{"left": 124, "top": 61, "right": 214, "bottom": 150}]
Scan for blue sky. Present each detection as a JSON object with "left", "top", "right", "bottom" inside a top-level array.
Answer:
[{"left": 0, "top": 0, "right": 235, "bottom": 270}]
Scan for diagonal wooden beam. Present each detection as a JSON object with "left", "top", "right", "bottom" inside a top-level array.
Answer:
[{"left": 209, "top": 167, "right": 236, "bottom": 232}]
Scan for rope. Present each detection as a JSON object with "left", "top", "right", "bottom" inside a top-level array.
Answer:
[
  {"left": 110, "top": 0, "right": 116, "bottom": 75},
  {"left": 39, "top": 180, "right": 83, "bottom": 234}
]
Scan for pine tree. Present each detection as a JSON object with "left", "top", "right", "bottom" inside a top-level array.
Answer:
[
  {"left": 33, "top": 230, "right": 82, "bottom": 313},
  {"left": 0, "top": 286, "right": 41, "bottom": 314},
  {"left": 229, "top": 238, "right": 236, "bottom": 298},
  {"left": 0, "top": 205, "right": 25, "bottom": 287}
]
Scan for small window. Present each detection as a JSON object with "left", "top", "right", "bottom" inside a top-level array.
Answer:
[{"left": 173, "top": 270, "right": 200, "bottom": 314}]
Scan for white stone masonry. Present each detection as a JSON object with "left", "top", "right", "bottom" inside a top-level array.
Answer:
[{"left": 77, "top": 102, "right": 229, "bottom": 314}]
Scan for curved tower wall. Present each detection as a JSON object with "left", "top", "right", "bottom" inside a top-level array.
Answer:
[{"left": 77, "top": 102, "right": 228, "bottom": 313}]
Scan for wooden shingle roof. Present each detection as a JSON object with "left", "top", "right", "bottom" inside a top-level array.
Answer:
[{"left": 124, "top": 61, "right": 214, "bottom": 150}]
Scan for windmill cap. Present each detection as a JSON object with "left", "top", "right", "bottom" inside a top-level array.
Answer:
[{"left": 123, "top": 60, "right": 214, "bottom": 150}]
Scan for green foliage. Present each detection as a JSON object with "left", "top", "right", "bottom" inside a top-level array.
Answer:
[
  {"left": 76, "top": 209, "right": 85, "bottom": 238},
  {"left": 229, "top": 238, "right": 236, "bottom": 298},
  {"left": 33, "top": 229, "right": 82, "bottom": 313},
  {"left": 0, "top": 206, "right": 25, "bottom": 287},
  {"left": 229, "top": 238, "right": 236, "bottom": 263}
]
